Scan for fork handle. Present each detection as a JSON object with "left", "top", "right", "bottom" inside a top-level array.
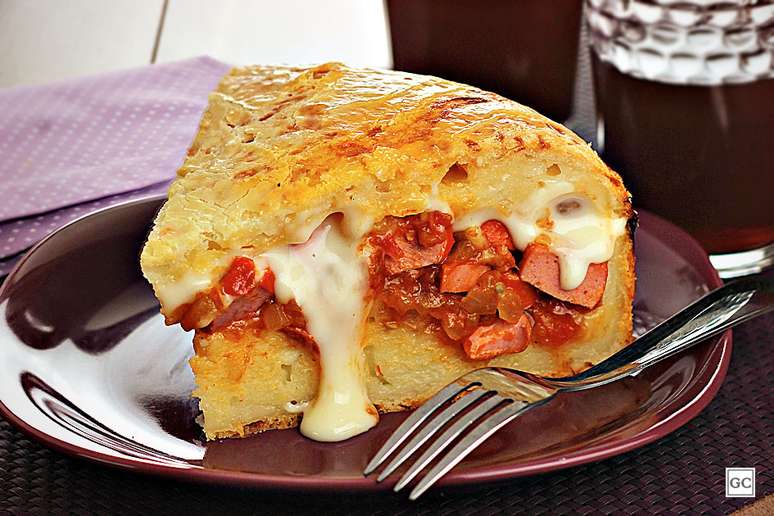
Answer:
[{"left": 551, "top": 272, "right": 774, "bottom": 391}]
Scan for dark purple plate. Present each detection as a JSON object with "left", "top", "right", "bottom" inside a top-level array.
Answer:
[{"left": 0, "top": 196, "right": 729, "bottom": 490}]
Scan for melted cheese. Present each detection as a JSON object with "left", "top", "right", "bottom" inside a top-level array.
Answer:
[
  {"left": 156, "top": 271, "right": 213, "bottom": 310},
  {"left": 154, "top": 179, "right": 625, "bottom": 442},
  {"left": 286, "top": 208, "right": 330, "bottom": 244},
  {"left": 262, "top": 219, "right": 378, "bottom": 441},
  {"left": 287, "top": 207, "right": 375, "bottom": 244},
  {"left": 453, "top": 181, "right": 626, "bottom": 290},
  {"left": 549, "top": 194, "right": 627, "bottom": 289}
]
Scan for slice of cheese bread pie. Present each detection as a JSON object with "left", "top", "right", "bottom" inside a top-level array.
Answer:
[{"left": 140, "top": 63, "right": 635, "bottom": 442}]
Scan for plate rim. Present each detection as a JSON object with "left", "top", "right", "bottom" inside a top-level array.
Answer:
[{"left": 0, "top": 198, "right": 730, "bottom": 491}]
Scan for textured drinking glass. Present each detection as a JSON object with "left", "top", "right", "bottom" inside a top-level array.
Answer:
[{"left": 587, "top": 0, "right": 774, "bottom": 277}]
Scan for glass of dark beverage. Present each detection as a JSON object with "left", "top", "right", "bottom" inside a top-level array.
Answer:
[
  {"left": 587, "top": 0, "right": 774, "bottom": 277},
  {"left": 386, "top": 0, "right": 583, "bottom": 122}
]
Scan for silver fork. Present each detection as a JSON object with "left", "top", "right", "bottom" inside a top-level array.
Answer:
[{"left": 364, "top": 273, "right": 774, "bottom": 499}]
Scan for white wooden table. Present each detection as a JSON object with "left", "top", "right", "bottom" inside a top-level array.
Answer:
[{"left": 0, "top": 0, "right": 392, "bottom": 87}]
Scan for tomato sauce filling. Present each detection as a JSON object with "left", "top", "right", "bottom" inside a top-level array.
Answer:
[
  {"left": 177, "top": 210, "right": 601, "bottom": 360},
  {"left": 176, "top": 257, "right": 313, "bottom": 347},
  {"left": 366, "top": 212, "right": 590, "bottom": 359}
]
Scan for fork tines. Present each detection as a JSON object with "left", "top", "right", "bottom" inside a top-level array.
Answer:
[{"left": 364, "top": 379, "right": 547, "bottom": 500}]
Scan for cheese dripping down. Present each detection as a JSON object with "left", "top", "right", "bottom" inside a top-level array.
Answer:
[
  {"left": 453, "top": 180, "right": 626, "bottom": 290},
  {"left": 262, "top": 217, "right": 378, "bottom": 441},
  {"left": 152, "top": 180, "right": 624, "bottom": 442},
  {"left": 156, "top": 181, "right": 624, "bottom": 313},
  {"left": 156, "top": 271, "right": 213, "bottom": 312}
]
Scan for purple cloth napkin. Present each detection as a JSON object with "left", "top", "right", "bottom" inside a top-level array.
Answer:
[
  {"left": 0, "top": 56, "right": 230, "bottom": 221},
  {"left": 0, "top": 56, "right": 232, "bottom": 270},
  {"left": 0, "top": 181, "right": 170, "bottom": 261}
]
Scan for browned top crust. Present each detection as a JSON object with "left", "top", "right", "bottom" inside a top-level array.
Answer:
[{"left": 141, "top": 62, "right": 631, "bottom": 316}]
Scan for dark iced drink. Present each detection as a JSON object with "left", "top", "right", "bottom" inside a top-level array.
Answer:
[
  {"left": 587, "top": 0, "right": 774, "bottom": 257},
  {"left": 593, "top": 56, "right": 774, "bottom": 253},
  {"left": 387, "top": 0, "right": 583, "bottom": 122}
]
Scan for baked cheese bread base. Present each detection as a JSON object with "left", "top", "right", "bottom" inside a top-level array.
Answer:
[
  {"left": 192, "top": 235, "right": 632, "bottom": 440},
  {"left": 140, "top": 62, "right": 635, "bottom": 441}
]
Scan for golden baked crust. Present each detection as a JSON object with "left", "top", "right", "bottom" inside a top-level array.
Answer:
[
  {"left": 140, "top": 62, "right": 631, "bottom": 316},
  {"left": 139, "top": 63, "right": 635, "bottom": 440}
]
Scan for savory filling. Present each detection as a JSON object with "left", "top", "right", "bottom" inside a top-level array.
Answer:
[
  {"left": 365, "top": 212, "right": 605, "bottom": 360},
  {"left": 179, "top": 219, "right": 377, "bottom": 441},
  {"left": 179, "top": 210, "right": 608, "bottom": 362},
  {"left": 175, "top": 208, "right": 610, "bottom": 441}
]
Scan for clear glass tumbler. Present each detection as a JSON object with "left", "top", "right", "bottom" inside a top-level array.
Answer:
[{"left": 587, "top": 0, "right": 774, "bottom": 277}]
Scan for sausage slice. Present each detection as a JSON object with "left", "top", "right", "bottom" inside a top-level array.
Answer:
[{"left": 519, "top": 243, "right": 607, "bottom": 309}]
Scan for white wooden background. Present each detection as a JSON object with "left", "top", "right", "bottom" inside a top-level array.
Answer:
[{"left": 0, "top": 0, "right": 393, "bottom": 87}]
